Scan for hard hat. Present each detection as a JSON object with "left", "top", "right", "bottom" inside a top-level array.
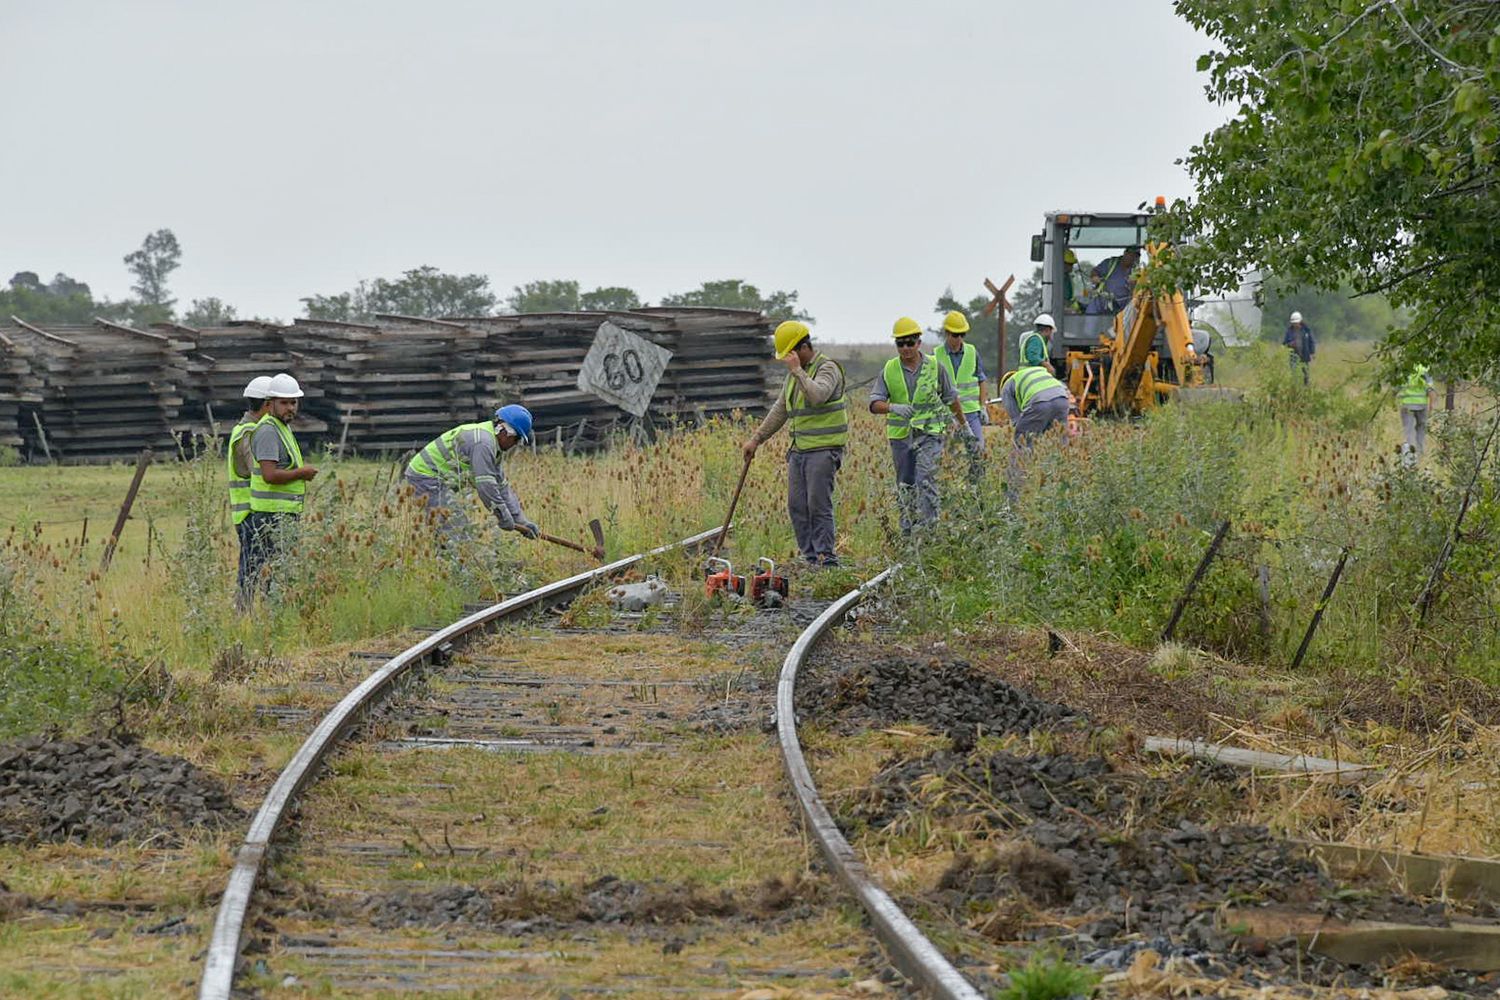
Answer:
[
  {"left": 265, "top": 373, "right": 304, "bottom": 399},
  {"left": 773, "top": 320, "right": 810, "bottom": 360},
  {"left": 1289, "top": 311, "right": 1303, "bottom": 324},
  {"left": 243, "top": 375, "right": 272, "bottom": 399},
  {"left": 494, "top": 403, "right": 533, "bottom": 443},
  {"left": 1033, "top": 313, "right": 1056, "bottom": 330},
  {"left": 1063, "top": 249, "right": 1078, "bottom": 264},
  {"left": 892, "top": 316, "right": 922, "bottom": 341},
  {"left": 942, "top": 311, "right": 970, "bottom": 334}
]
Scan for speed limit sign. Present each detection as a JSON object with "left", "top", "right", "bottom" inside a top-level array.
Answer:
[{"left": 576, "top": 321, "right": 673, "bottom": 417}]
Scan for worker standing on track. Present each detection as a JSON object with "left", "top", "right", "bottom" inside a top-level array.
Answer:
[
  {"left": 404, "top": 405, "right": 540, "bottom": 542},
  {"left": 743, "top": 320, "right": 848, "bottom": 567},
  {"left": 246, "top": 373, "right": 319, "bottom": 597},
  {"left": 933, "top": 310, "right": 988, "bottom": 459},
  {"left": 1398, "top": 363, "right": 1434, "bottom": 466},
  {"left": 1001, "top": 326, "right": 1071, "bottom": 496},
  {"left": 870, "top": 316, "right": 971, "bottom": 535},
  {"left": 229, "top": 375, "right": 272, "bottom": 608}
]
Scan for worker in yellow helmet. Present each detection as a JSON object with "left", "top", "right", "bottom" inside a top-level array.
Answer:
[
  {"left": 869, "top": 316, "right": 971, "bottom": 534},
  {"left": 743, "top": 320, "right": 848, "bottom": 566},
  {"left": 933, "top": 310, "right": 989, "bottom": 461}
]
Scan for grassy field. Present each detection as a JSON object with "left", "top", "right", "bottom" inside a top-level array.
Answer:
[{"left": 2, "top": 338, "right": 1497, "bottom": 740}]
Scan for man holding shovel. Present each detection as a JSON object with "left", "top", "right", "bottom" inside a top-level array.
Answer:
[
  {"left": 405, "top": 404, "right": 542, "bottom": 542},
  {"left": 742, "top": 320, "right": 848, "bottom": 566}
]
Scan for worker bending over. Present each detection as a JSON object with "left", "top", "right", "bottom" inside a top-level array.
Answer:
[
  {"left": 1002, "top": 326, "right": 1071, "bottom": 442},
  {"left": 933, "top": 310, "right": 988, "bottom": 457},
  {"left": 1397, "top": 363, "right": 1434, "bottom": 466},
  {"left": 870, "top": 317, "right": 971, "bottom": 534},
  {"left": 228, "top": 375, "right": 271, "bottom": 608},
  {"left": 743, "top": 320, "right": 847, "bottom": 566},
  {"left": 247, "top": 373, "right": 319, "bottom": 596},
  {"left": 405, "top": 405, "right": 539, "bottom": 541}
]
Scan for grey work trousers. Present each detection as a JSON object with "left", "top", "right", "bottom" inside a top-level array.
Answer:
[
  {"left": 1007, "top": 395, "right": 1071, "bottom": 496},
  {"left": 405, "top": 472, "right": 472, "bottom": 540},
  {"left": 891, "top": 433, "right": 944, "bottom": 533},
  {"left": 787, "top": 446, "right": 841, "bottom": 565},
  {"left": 1401, "top": 405, "right": 1429, "bottom": 464}
]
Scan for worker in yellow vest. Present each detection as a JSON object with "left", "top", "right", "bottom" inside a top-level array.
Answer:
[
  {"left": 933, "top": 310, "right": 988, "bottom": 460},
  {"left": 404, "top": 404, "right": 539, "bottom": 540},
  {"left": 246, "top": 373, "right": 319, "bottom": 597},
  {"left": 999, "top": 326, "right": 1071, "bottom": 496},
  {"left": 743, "top": 321, "right": 848, "bottom": 565},
  {"left": 869, "top": 317, "right": 971, "bottom": 534},
  {"left": 1397, "top": 364, "right": 1434, "bottom": 466},
  {"left": 228, "top": 375, "right": 271, "bottom": 608}
]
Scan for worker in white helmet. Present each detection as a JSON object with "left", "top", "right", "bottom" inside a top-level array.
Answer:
[
  {"left": 229, "top": 375, "right": 272, "bottom": 608},
  {"left": 1283, "top": 311, "right": 1316, "bottom": 386},
  {"left": 245, "top": 372, "right": 320, "bottom": 598}
]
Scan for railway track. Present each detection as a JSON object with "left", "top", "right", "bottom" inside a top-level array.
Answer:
[
  {"left": 200, "top": 540, "right": 987, "bottom": 998},
  {"left": 199, "top": 536, "right": 1500, "bottom": 998}
]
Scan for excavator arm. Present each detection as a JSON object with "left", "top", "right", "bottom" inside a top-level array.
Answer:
[{"left": 1097, "top": 243, "right": 1202, "bottom": 414}]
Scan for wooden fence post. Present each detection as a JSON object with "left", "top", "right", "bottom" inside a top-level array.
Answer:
[
  {"left": 1161, "top": 519, "right": 1232, "bottom": 642},
  {"left": 100, "top": 449, "right": 152, "bottom": 573}
]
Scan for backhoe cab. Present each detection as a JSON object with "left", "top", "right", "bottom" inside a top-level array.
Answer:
[{"left": 1029, "top": 206, "right": 1208, "bottom": 416}]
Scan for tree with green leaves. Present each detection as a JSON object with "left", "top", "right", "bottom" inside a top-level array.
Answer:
[
  {"left": 506, "top": 280, "right": 580, "bottom": 313},
  {"left": 1165, "top": 0, "right": 1500, "bottom": 379},
  {"left": 122, "top": 229, "right": 180, "bottom": 322},
  {"left": 579, "top": 286, "right": 642, "bottom": 312},
  {"left": 0, "top": 271, "right": 128, "bottom": 325},
  {"left": 660, "top": 279, "right": 812, "bottom": 322},
  {"left": 181, "top": 297, "right": 239, "bottom": 327},
  {"left": 302, "top": 266, "right": 498, "bottom": 321}
]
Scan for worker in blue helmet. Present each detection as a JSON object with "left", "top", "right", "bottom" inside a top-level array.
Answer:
[{"left": 404, "top": 404, "right": 539, "bottom": 539}]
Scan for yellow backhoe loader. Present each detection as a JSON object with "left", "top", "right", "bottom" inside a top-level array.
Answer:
[{"left": 1024, "top": 205, "right": 1211, "bottom": 417}]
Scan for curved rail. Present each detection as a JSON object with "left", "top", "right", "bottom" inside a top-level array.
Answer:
[
  {"left": 776, "top": 567, "right": 985, "bottom": 1000},
  {"left": 200, "top": 526, "right": 722, "bottom": 1000}
]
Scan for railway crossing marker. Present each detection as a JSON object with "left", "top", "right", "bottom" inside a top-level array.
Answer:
[{"left": 577, "top": 321, "right": 673, "bottom": 418}]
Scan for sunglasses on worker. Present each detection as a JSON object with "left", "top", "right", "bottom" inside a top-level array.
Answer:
[{"left": 895, "top": 335, "right": 920, "bottom": 348}]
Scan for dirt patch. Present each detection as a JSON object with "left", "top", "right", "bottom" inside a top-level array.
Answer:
[
  {"left": 799, "top": 651, "right": 1076, "bottom": 740},
  {"left": 857, "top": 745, "right": 1488, "bottom": 991},
  {"left": 0, "top": 734, "right": 243, "bottom": 846},
  {"left": 958, "top": 628, "right": 1500, "bottom": 741},
  {"left": 355, "top": 874, "right": 825, "bottom": 934}
]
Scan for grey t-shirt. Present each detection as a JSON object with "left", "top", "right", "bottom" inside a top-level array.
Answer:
[{"left": 251, "top": 421, "right": 292, "bottom": 467}]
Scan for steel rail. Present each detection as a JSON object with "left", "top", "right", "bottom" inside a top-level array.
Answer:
[
  {"left": 776, "top": 567, "right": 985, "bottom": 1000},
  {"left": 199, "top": 526, "right": 722, "bottom": 999}
]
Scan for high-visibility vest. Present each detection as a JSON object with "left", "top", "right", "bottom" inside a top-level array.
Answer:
[
  {"left": 1399, "top": 365, "right": 1431, "bottom": 407},
  {"left": 407, "top": 421, "right": 493, "bottom": 480},
  {"left": 785, "top": 354, "right": 848, "bottom": 451},
  {"left": 248, "top": 415, "right": 306, "bottom": 515},
  {"left": 1013, "top": 365, "right": 1064, "bottom": 411},
  {"left": 935, "top": 343, "right": 982, "bottom": 413},
  {"left": 882, "top": 356, "right": 948, "bottom": 440},
  {"left": 225, "top": 417, "right": 258, "bottom": 526}
]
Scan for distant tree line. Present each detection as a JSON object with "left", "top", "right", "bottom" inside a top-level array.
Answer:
[{"left": 3, "top": 229, "right": 815, "bottom": 330}]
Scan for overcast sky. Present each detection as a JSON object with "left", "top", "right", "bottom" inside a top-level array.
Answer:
[{"left": 4, "top": 1, "right": 1225, "bottom": 342}]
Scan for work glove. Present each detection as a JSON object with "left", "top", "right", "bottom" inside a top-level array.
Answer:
[
  {"left": 888, "top": 403, "right": 914, "bottom": 418},
  {"left": 515, "top": 519, "right": 540, "bottom": 540},
  {"left": 494, "top": 509, "right": 517, "bottom": 532},
  {"left": 979, "top": 408, "right": 991, "bottom": 426}
]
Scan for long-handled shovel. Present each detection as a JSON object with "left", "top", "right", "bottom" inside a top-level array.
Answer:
[{"left": 710, "top": 453, "right": 753, "bottom": 556}]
